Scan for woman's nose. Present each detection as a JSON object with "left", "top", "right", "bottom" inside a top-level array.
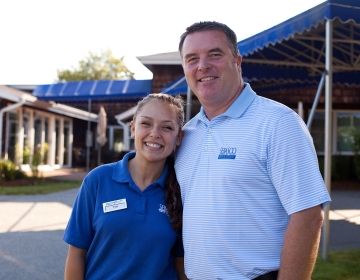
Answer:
[{"left": 149, "top": 126, "right": 161, "bottom": 138}]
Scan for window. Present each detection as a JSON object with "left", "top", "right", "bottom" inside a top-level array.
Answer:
[
  {"left": 7, "top": 112, "right": 18, "bottom": 161},
  {"left": 336, "top": 112, "right": 360, "bottom": 154},
  {"left": 310, "top": 110, "right": 360, "bottom": 155}
]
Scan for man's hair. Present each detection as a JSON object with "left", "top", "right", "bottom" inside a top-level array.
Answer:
[{"left": 178, "top": 21, "right": 239, "bottom": 56}]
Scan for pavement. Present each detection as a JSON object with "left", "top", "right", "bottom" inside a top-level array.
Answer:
[{"left": 0, "top": 169, "right": 359, "bottom": 279}]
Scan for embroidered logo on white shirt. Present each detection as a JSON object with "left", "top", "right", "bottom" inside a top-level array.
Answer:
[{"left": 218, "top": 147, "right": 237, "bottom": 159}]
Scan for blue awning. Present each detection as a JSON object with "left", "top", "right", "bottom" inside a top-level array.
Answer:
[
  {"left": 237, "top": 0, "right": 360, "bottom": 87},
  {"left": 238, "top": 0, "right": 360, "bottom": 56},
  {"left": 163, "top": 0, "right": 360, "bottom": 94},
  {"left": 161, "top": 76, "right": 188, "bottom": 95},
  {"left": 33, "top": 79, "right": 152, "bottom": 101}
]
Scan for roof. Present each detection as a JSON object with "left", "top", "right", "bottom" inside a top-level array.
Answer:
[
  {"left": 161, "top": 76, "right": 188, "bottom": 95},
  {"left": 238, "top": 0, "right": 360, "bottom": 87},
  {"left": 137, "top": 52, "right": 181, "bottom": 65},
  {"left": 33, "top": 79, "right": 153, "bottom": 102},
  {"left": 0, "top": 85, "right": 97, "bottom": 122}
]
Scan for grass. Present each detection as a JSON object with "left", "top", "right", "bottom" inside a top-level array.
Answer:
[
  {"left": 0, "top": 179, "right": 81, "bottom": 195},
  {"left": 313, "top": 249, "right": 360, "bottom": 280}
]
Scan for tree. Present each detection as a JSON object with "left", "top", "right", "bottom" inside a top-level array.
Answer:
[{"left": 57, "top": 49, "right": 134, "bottom": 81}]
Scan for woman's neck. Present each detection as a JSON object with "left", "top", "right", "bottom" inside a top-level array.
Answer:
[{"left": 128, "top": 156, "right": 165, "bottom": 191}]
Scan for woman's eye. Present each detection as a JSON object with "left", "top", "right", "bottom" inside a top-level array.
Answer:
[{"left": 163, "top": 126, "right": 173, "bottom": 131}]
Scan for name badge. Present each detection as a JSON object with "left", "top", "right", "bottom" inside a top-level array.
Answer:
[{"left": 103, "top": 198, "right": 127, "bottom": 213}]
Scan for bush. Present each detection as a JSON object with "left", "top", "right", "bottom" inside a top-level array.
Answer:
[
  {"left": 351, "top": 129, "right": 360, "bottom": 180},
  {"left": 0, "top": 159, "right": 27, "bottom": 181},
  {"left": 318, "top": 155, "right": 359, "bottom": 182}
]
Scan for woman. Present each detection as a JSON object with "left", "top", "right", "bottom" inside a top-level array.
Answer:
[{"left": 64, "top": 93, "right": 186, "bottom": 279}]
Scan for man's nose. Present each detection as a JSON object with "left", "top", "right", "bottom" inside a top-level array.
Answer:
[{"left": 198, "top": 58, "right": 210, "bottom": 72}]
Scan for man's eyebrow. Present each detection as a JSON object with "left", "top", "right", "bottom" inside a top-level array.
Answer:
[
  {"left": 209, "top": 47, "right": 224, "bottom": 53},
  {"left": 184, "top": 52, "right": 197, "bottom": 60},
  {"left": 184, "top": 48, "right": 225, "bottom": 60}
]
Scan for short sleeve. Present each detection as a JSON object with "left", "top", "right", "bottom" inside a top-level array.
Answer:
[
  {"left": 63, "top": 176, "right": 97, "bottom": 249},
  {"left": 267, "top": 111, "right": 331, "bottom": 214}
]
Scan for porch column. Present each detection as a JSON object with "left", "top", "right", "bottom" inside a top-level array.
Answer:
[
  {"left": 321, "top": 19, "right": 333, "bottom": 260},
  {"left": 58, "top": 118, "right": 64, "bottom": 166},
  {"left": 68, "top": 120, "right": 73, "bottom": 167},
  {"left": 297, "top": 101, "right": 304, "bottom": 120},
  {"left": 48, "top": 116, "right": 56, "bottom": 166},
  {"left": 28, "top": 110, "right": 35, "bottom": 164},
  {"left": 16, "top": 108, "right": 24, "bottom": 165}
]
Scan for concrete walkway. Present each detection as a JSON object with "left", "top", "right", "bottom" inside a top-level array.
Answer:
[
  {"left": 0, "top": 173, "right": 359, "bottom": 279},
  {"left": 0, "top": 188, "right": 80, "bottom": 280}
]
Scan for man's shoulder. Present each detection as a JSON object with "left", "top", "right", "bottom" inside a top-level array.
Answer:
[
  {"left": 256, "top": 95, "right": 293, "bottom": 114},
  {"left": 183, "top": 113, "right": 201, "bottom": 130}
]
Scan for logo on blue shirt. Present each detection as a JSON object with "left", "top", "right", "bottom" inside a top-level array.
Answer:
[
  {"left": 158, "top": 204, "right": 169, "bottom": 216},
  {"left": 218, "top": 147, "right": 237, "bottom": 159}
]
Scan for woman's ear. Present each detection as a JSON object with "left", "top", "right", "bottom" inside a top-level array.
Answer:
[
  {"left": 176, "top": 130, "right": 183, "bottom": 146},
  {"left": 130, "top": 121, "right": 135, "bottom": 138}
]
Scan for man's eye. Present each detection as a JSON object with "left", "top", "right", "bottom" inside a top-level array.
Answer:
[
  {"left": 187, "top": 57, "right": 197, "bottom": 64},
  {"left": 210, "top": 52, "right": 221, "bottom": 57}
]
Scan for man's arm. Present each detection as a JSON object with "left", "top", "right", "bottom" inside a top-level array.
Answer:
[{"left": 278, "top": 205, "right": 324, "bottom": 280}]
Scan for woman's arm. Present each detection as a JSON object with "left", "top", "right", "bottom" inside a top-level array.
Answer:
[
  {"left": 175, "top": 257, "right": 188, "bottom": 280},
  {"left": 64, "top": 245, "right": 87, "bottom": 280}
]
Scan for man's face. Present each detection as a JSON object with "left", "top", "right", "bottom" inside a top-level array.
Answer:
[{"left": 181, "top": 30, "right": 242, "bottom": 116}]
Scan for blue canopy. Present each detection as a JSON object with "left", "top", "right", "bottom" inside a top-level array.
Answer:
[
  {"left": 163, "top": 0, "right": 360, "bottom": 94},
  {"left": 238, "top": 0, "right": 360, "bottom": 86},
  {"left": 33, "top": 79, "right": 152, "bottom": 101},
  {"left": 162, "top": 76, "right": 188, "bottom": 95},
  {"left": 239, "top": 0, "right": 360, "bottom": 56}
]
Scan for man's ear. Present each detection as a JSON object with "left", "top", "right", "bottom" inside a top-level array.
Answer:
[{"left": 236, "top": 54, "right": 242, "bottom": 68}]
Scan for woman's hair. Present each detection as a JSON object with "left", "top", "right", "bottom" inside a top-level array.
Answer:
[
  {"left": 178, "top": 21, "right": 239, "bottom": 57},
  {"left": 134, "top": 93, "right": 184, "bottom": 230},
  {"left": 133, "top": 93, "right": 184, "bottom": 128}
]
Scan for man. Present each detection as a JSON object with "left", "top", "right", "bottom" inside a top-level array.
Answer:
[{"left": 175, "top": 21, "right": 331, "bottom": 280}]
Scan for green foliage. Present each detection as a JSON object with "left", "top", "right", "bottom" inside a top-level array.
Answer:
[
  {"left": 313, "top": 249, "right": 360, "bottom": 280},
  {"left": 0, "top": 159, "right": 27, "bottom": 181},
  {"left": 31, "top": 143, "right": 49, "bottom": 178},
  {"left": 0, "top": 180, "right": 81, "bottom": 195},
  {"left": 331, "top": 155, "right": 357, "bottom": 181},
  {"left": 351, "top": 129, "right": 360, "bottom": 180},
  {"left": 57, "top": 49, "right": 134, "bottom": 81},
  {"left": 23, "top": 146, "right": 31, "bottom": 164}
]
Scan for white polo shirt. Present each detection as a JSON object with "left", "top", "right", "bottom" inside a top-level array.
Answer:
[{"left": 175, "top": 84, "right": 331, "bottom": 280}]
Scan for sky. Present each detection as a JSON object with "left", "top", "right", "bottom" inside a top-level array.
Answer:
[{"left": 0, "top": 0, "right": 325, "bottom": 85}]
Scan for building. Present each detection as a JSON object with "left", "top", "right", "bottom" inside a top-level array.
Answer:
[{"left": 0, "top": 85, "right": 97, "bottom": 172}]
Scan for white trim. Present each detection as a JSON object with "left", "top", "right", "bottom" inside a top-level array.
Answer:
[{"left": 115, "top": 106, "right": 137, "bottom": 122}]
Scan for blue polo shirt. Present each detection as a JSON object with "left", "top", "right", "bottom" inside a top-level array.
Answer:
[
  {"left": 175, "top": 84, "right": 331, "bottom": 279},
  {"left": 64, "top": 152, "right": 181, "bottom": 280}
]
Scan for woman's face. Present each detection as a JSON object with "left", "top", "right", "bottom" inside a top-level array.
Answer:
[{"left": 131, "top": 99, "right": 182, "bottom": 165}]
